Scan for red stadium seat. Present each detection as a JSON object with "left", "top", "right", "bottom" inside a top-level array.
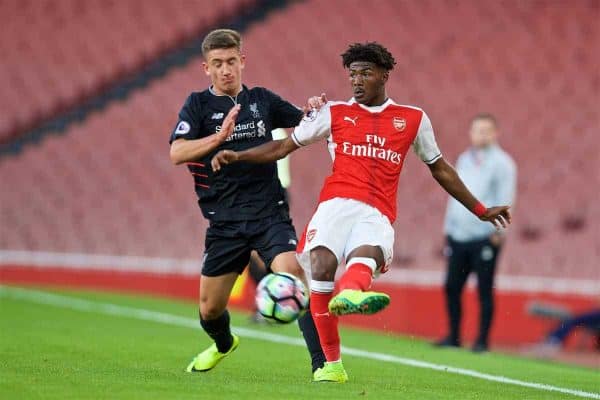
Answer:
[
  {"left": 0, "top": 0, "right": 597, "bottom": 280},
  {"left": 0, "top": 0, "right": 255, "bottom": 142}
]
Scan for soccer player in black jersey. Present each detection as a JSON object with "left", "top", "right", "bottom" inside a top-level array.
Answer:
[{"left": 169, "top": 29, "right": 325, "bottom": 375}]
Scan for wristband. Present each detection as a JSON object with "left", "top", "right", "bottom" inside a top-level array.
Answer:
[{"left": 473, "top": 202, "right": 487, "bottom": 217}]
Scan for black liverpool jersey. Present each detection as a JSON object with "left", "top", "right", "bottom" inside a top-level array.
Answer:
[{"left": 169, "top": 85, "right": 303, "bottom": 222}]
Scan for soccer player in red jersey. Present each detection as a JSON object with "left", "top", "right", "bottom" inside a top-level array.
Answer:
[{"left": 211, "top": 42, "right": 511, "bottom": 382}]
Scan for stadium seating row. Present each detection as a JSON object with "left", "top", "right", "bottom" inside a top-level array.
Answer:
[
  {"left": 0, "top": 0, "right": 255, "bottom": 141},
  {"left": 1, "top": 0, "right": 597, "bottom": 279}
]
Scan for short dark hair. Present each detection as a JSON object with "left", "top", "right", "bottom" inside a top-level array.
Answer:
[
  {"left": 472, "top": 113, "right": 498, "bottom": 128},
  {"left": 341, "top": 42, "right": 396, "bottom": 71},
  {"left": 201, "top": 29, "right": 242, "bottom": 57}
]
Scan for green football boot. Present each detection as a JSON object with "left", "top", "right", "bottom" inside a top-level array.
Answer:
[
  {"left": 186, "top": 334, "right": 240, "bottom": 372},
  {"left": 313, "top": 361, "right": 349, "bottom": 383},
  {"left": 328, "top": 289, "right": 390, "bottom": 316}
]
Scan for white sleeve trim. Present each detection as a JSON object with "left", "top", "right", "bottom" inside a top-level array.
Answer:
[
  {"left": 412, "top": 111, "right": 442, "bottom": 164},
  {"left": 291, "top": 131, "right": 305, "bottom": 147},
  {"left": 423, "top": 153, "right": 443, "bottom": 164},
  {"left": 291, "top": 103, "right": 332, "bottom": 146}
]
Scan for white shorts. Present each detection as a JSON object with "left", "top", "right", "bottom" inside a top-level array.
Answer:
[{"left": 296, "top": 197, "right": 394, "bottom": 275}]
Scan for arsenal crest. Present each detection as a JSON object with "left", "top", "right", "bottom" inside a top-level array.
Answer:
[
  {"left": 392, "top": 117, "right": 406, "bottom": 132},
  {"left": 307, "top": 229, "right": 317, "bottom": 243}
]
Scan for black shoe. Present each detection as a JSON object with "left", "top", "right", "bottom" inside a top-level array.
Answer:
[
  {"left": 471, "top": 342, "right": 489, "bottom": 353},
  {"left": 434, "top": 336, "right": 460, "bottom": 348}
]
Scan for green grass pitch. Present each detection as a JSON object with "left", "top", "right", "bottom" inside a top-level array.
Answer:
[{"left": 0, "top": 285, "right": 598, "bottom": 400}]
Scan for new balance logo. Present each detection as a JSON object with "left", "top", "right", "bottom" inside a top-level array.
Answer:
[
  {"left": 211, "top": 112, "right": 224, "bottom": 120},
  {"left": 344, "top": 116, "right": 358, "bottom": 126}
]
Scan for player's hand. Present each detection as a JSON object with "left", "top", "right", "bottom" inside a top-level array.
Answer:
[
  {"left": 302, "top": 93, "right": 327, "bottom": 114},
  {"left": 211, "top": 150, "right": 239, "bottom": 172},
  {"left": 479, "top": 206, "right": 512, "bottom": 230},
  {"left": 216, "top": 104, "right": 241, "bottom": 143}
]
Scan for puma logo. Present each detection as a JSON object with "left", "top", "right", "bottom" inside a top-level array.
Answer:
[
  {"left": 314, "top": 312, "right": 330, "bottom": 317},
  {"left": 344, "top": 116, "right": 358, "bottom": 126}
]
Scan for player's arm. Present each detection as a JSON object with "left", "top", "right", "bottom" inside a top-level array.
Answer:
[
  {"left": 412, "top": 112, "right": 511, "bottom": 229},
  {"left": 428, "top": 158, "right": 510, "bottom": 228},
  {"left": 170, "top": 104, "right": 240, "bottom": 165},
  {"left": 212, "top": 137, "right": 299, "bottom": 171},
  {"left": 212, "top": 101, "right": 332, "bottom": 171}
]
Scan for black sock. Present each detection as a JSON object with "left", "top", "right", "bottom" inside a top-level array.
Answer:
[
  {"left": 297, "top": 307, "right": 326, "bottom": 372},
  {"left": 200, "top": 310, "right": 234, "bottom": 353}
]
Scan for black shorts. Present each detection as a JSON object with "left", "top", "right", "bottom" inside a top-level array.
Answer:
[{"left": 201, "top": 210, "right": 297, "bottom": 277}]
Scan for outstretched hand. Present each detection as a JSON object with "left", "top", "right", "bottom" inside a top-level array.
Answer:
[
  {"left": 216, "top": 104, "right": 241, "bottom": 143},
  {"left": 212, "top": 150, "right": 239, "bottom": 172},
  {"left": 302, "top": 93, "right": 327, "bottom": 115},
  {"left": 479, "top": 206, "right": 512, "bottom": 230}
]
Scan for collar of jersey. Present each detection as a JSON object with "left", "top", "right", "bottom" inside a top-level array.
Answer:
[
  {"left": 208, "top": 84, "right": 247, "bottom": 97},
  {"left": 349, "top": 97, "right": 395, "bottom": 113}
]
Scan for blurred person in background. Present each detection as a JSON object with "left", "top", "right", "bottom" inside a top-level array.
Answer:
[
  {"left": 527, "top": 303, "right": 600, "bottom": 357},
  {"left": 436, "top": 113, "right": 517, "bottom": 352}
]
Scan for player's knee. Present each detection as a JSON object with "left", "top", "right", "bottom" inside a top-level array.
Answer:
[
  {"left": 199, "top": 299, "right": 225, "bottom": 320},
  {"left": 200, "top": 306, "right": 223, "bottom": 321},
  {"left": 312, "top": 268, "right": 334, "bottom": 282},
  {"left": 310, "top": 247, "right": 337, "bottom": 281}
]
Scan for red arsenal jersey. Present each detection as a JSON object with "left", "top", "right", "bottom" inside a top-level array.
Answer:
[{"left": 291, "top": 99, "right": 441, "bottom": 223}]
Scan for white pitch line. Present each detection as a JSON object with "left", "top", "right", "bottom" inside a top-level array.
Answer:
[{"left": 1, "top": 286, "right": 598, "bottom": 399}]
